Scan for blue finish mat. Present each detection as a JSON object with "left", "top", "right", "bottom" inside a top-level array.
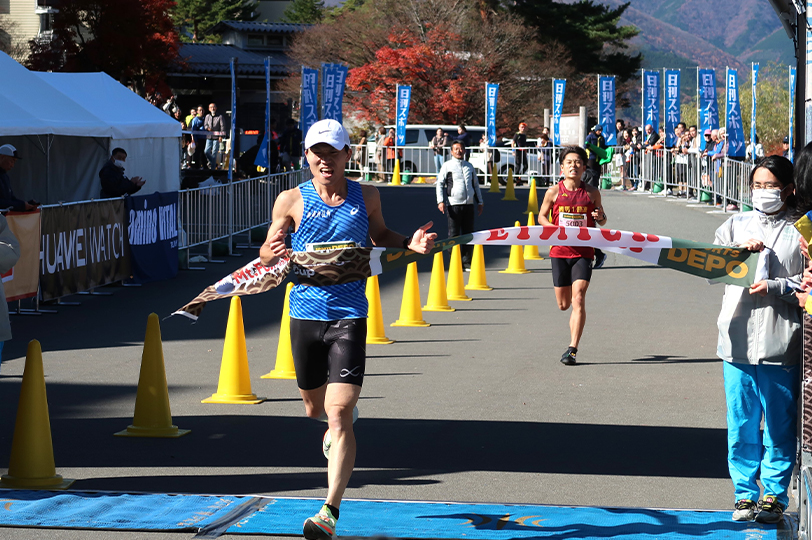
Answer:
[
  {"left": 227, "top": 498, "right": 795, "bottom": 539},
  {"left": 0, "top": 490, "right": 252, "bottom": 531}
]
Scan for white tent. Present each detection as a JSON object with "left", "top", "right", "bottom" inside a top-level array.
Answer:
[{"left": 0, "top": 52, "right": 181, "bottom": 203}]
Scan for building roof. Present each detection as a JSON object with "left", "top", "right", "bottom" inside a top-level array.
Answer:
[
  {"left": 174, "top": 44, "right": 294, "bottom": 77},
  {"left": 210, "top": 21, "right": 312, "bottom": 34}
]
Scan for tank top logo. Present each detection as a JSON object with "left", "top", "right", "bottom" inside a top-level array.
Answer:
[
  {"left": 349, "top": 205, "right": 360, "bottom": 216},
  {"left": 306, "top": 209, "right": 332, "bottom": 219}
]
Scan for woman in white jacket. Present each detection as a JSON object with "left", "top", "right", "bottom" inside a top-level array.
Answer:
[{"left": 714, "top": 155, "right": 803, "bottom": 524}]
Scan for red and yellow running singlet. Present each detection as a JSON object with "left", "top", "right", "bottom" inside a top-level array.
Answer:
[{"left": 550, "top": 180, "right": 596, "bottom": 259}]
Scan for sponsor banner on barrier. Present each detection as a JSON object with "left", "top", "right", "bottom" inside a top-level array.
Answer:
[
  {"left": 642, "top": 70, "right": 660, "bottom": 131},
  {"left": 174, "top": 227, "right": 757, "bottom": 320},
  {"left": 395, "top": 85, "right": 412, "bottom": 146},
  {"left": 598, "top": 76, "right": 616, "bottom": 145},
  {"left": 486, "top": 83, "right": 499, "bottom": 146},
  {"left": 4, "top": 210, "right": 41, "bottom": 302},
  {"left": 552, "top": 79, "right": 566, "bottom": 146},
  {"left": 664, "top": 70, "right": 680, "bottom": 147},
  {"left": 39, "top": 200, "right": 130, "bottom": 300},
  {"left": 126, "top": 192, "right": 179, "bottom": 284},
  {"left": 698, "top": 68, "right": 719, "bottom": 151},
  {"left": 726, "top": 68, "right": 745, "bottom": 158}
]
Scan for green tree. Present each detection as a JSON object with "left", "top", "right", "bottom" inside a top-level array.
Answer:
[
  {"left": 282, "top": 0, "right": 325, "bottom": 24},
  {"left": 173, "top": 0, "right": 259, "bottom": 42},
  {"left": 509, "top": 0, "right": 641, "bottom": 81}
]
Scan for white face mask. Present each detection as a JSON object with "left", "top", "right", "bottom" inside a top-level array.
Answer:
[
  {"left": 114, "top": 159, "right": 126, "bottom": 170},
  {"left": 751, "top": 188, "right": 785, "bottom": 213}
]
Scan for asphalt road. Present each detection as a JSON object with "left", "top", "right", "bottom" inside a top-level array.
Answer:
[{"left": 0, "top": 185, "right": 746, "bottom": 539}]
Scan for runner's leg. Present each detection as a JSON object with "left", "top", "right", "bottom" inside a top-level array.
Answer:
[
  {"left": 324, "top": 382, "right": 362, "bottom": 508},
  {"left": 569, "top": 279, "right": 590, "bottom": 348}
]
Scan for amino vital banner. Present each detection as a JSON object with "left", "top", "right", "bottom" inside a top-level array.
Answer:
[
  {"left": 664, "top": 70, "right": 680, "bottom": 147},
  {"left": 725, "top": 68, "right": 745, "bottom": 158},
  {"left": 552, "top": 79, "right": 566, "bottom": 146},
  {"left": 299, "top": 66, "right": 319, "bottom": 138},
  {"left": 321, "top": 63, "right": 348, "bottom": 122},
  {"left": 790, "top": 65, "right": 797, "bottom": 162},
  {"left": 698, "top": 68, "right": 719, "bottom": 151},
  {"left": 174, "top": 226, "right": 757, "bottom": 320},
  {"left": 5, "top": 210, "right": 41, "bottom": 302},
  {"left": 126, "top": 192, "right": 179, "bottom": 284},
  {"left": 39, "top": 200, "right": 130, "bottom": 301},
  {"left": 751, "top": 63, "right": 759, "bottom": 155},
  {"left": 486, "top": 83, "right": 499, "bottom": 146},
  {"left": 598, "top": 76, "right": 616, "bottom": 145},
  {"left": 642, "top": 70, "right": 660, "bottom": 132},
  {"left": 395, "top": 85, "right": 412, "bottom": 146}
]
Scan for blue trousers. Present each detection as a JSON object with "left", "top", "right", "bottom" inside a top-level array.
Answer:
[
  {"left": 434, "top": 154, "right": 444, "bottom": 175},
  {"left": 723, "top": 361, "right": 799, "bottom": 507}
]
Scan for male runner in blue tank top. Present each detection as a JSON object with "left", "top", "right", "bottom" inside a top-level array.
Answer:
[{"left": 260, "top": 119, "right": 436, "bottom": 540}]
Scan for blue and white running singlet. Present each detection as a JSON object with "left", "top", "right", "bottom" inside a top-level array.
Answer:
[{"left": 289, "top": 180, "right": 369, "bottom": 320}]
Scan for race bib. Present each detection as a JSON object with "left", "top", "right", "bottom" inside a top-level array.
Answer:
[
  {"left": 305, "top": 240, "right": 357, "bottom": 252},
  {"left": 558, "top": 212, "right": 587, "bottom": 228}
]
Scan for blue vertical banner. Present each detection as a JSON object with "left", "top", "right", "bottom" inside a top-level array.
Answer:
[
  {"left": 725, "top": 68, "right": 745, "bottom": 158},
  {"left": 395, "top": 85, "right": 411, "bottom": 146},
  {"left": 597, "top": 75, "right": 616, "bottom": 145},
  {"left": 750, "top": 63, "right": 759, "bottom": 157},
  {"left": 697, "top": 68, "right": 719, "bottom": 151},
  {"left": 664, "top": 69, "right": 680, "bottom": 147},
  {"left": 789, "top": 65, "right": 796, "bottom": 162},
  {"left": 642, "top": 70, "right": 660, "bottom": 132},
  {"left": 321, "top": 63, "right": 348, "bottom": 122},
  {"left": 300, "top": 66, "right": 319, "bottom": 138},
  {"left": 485, "top": 83, "right": 499, "bottom": 146},
  {"left": 552, "top": 79, "right": 566, "bottom": 146}
]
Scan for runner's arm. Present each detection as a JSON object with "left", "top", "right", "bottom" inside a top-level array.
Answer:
[
  {"left": 589, "top": 187, "right": 607, "bottom": 226},
  {"left": 537, "top": 186, "right": 558, "bottom": 227},
  {"left": 260, "top": 189, "right": 298, "bottom": 266},
  {"left": 364, "top": 184, "right": 436, "bottom": 254}
]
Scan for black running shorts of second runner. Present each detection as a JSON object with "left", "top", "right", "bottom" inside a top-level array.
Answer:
[
  {"left": 551, "top": 257, "right": 593, "bottom": 287},
  {"left": 290, "top": 318, "right": 367, "bottom": 390}
]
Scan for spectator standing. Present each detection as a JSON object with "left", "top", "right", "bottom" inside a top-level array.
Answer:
[
  {"left": 782, "top": 136, "right": 790, "bottom": 158},
  {"left": 374, "top": 127, "right": 386, "bottom": 181},
  {"left": 616, "top": 119, "right": 625, "bottom": 141},
  {"left": 0, "top": 214, "right": 19, "bottom": 373},
  {"left": 280, "top": 118, "right": 303, "bottom": 171},
  {"left": 642, "top": 124, "right": 660, "bottom": 149},
  {"left": 204, "top": 103, "right": 226, "bottom": 170},
  {"left": 746, "top": 135, "right": 764, "bottom": 162},
  {"left": 436, "top": 140, "right": 483, "bottom": 271},
  {"left": 99, "top": 148, "right": 145, "bottom": 198},
  {"left": 583, "top": 124, "right": 606, "bottom": 188},
  {"left": 451, "top": 125, "right": 472, "bottom": 160},
  {"left": 429, "top": 128, "right": 448, "bottom": 174},
  {"left": 190, "top": 105, "right": 207, "bottom": 169},
  {"left": 511, "top": 122, "right": 529, "bottom": 184},
  {"left": 382, "top": 128, "right": 399, "bottom": 175},
  {"left": 537, "top": 129, "right": 554, "bottom": 184},
  {"left": 351, "top": 130, "right": 368, "bottom": 174},
  {"left": 0, "top": 145, "right": 36, "bottom": 211}
]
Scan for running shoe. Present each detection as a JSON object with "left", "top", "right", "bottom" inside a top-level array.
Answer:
[
  {"left": 732, "top": 499, "right": 756, "bottom": 521},
  {"left": 303, "top": 504, "right": 337, "bottom": 540},
  {"left": 593, "top": 250, "right": 607, "bottom": 269},
  {"left": 560, "top": 347, "right": 577, "bottom": 366},
  {"left": 755, "top": 495, "right": 784, "bottom": 524}
]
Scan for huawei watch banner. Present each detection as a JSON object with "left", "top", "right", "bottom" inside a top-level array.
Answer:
[
  {"left": 174, "top": 226, "right": 757, "bottom": 320},
  {"left": 725, "top": 68, "right": 745, "bottom": 158},
  {"left": 698, "top": 68, "right": 719, "bottom": 151},
  {"left": 125, "top": 192, "right": 179, "bottom": 284},
  {"left": 552, "top": 79, "right": 566, "bottom": 146},
  {"left": 321, "top": 63, "right": 348, "bottom": 123},
  {"left": 5, "top": 210, "right": 41, "bottom": 302},
  {"left": 485, "top": 83, "right": 499, "bottom": 146},
  {"left": 299, "top": 66, "right": 319, "bottom": 138},
  {"left": 598, "top": 76, "right": 616, "bottom": 145},
  {"left": 395, "top": 85, "right": 412, "bottom": 146},
  {"left": 39, "top": 200, "right": 130, "bottom": 301},
  {"left": 664, "top": 70, "right": 680, "bottom": 147},
  {"left": 642, "top": 70, "right": 659, "bottom": 132},
  {"left": 751, "top": 63, "right": 759, "bottom": 156}
]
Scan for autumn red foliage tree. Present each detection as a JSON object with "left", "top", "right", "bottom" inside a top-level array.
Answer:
[{"left": 27, "top": 0, "right": 180, "bottom": 96}]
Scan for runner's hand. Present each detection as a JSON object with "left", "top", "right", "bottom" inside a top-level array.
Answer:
[
  {"left": 749, "top": 280, "right": 769, "bottom": 297},
  {"left": 408, "top": 222, "right": 437, "bottom": 254},
  {"left": 266, "top": 229, "right": 288, "bottom": 258}
]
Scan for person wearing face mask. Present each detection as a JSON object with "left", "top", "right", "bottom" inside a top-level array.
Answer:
[
  {"left": 0, "top": 145, "right": 37, "bottom": 211},
  {"left": 99, "top": 148, "right": 145, "bottom": 199},
  {"left": 713, "top": 155, "right": 803, "bottom": 525}
]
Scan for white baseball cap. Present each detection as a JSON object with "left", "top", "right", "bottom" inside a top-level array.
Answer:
[
  {"left": 0, "top": 144, "right": 21, "bottom": 160},
  {"left": 304, "top": 119, "right": 351, "bottom": 151}
]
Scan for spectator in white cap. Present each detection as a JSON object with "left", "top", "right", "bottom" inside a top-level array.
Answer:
[
  {"left": 259, "top": 118, "right": 437, "bottom": 540},
  {"left": 0, "top": 144, "right": 36, "bottom": 211}
]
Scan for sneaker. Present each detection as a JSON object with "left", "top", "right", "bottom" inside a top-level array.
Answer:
[
  {"left": 726, "top": 203, "right": 739, "bottom": 211},
  {"left": 593, "top": 250, "right": 607, "bottom": 269},
  {"left": 560, "top": 347, "right": 577, "bottom": 366},
  {"left": 732, "top": 499, "right": 756, "bottom": 521},
  {"left": 303, "top": 504, "right": 337, "bottom": 540},
  {"left": 322, "top": 429, "right": 331, "bottom": 459},
  {"left": 755, "top": 496, "right": 784, "bottom": 524}
]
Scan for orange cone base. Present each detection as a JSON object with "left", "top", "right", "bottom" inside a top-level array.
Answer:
[
  {"left": 261, "top": 369, "right": 297, "bottom": 379},
  {"left": 524, "top": 252, "right": 545, "bottom": 261},
  {"left": 202, "top": 392, "right": 265, "bottom": 404},
  {"left": 115, "top": 424, "right": 191, "bottom": 438},
  {"left": 447, "top": 294, "right": 472, "bottom": 301},
  {"left": 423, "top": 304, "right": 455, "bottom": 312},
  {"left": 499, "top": 268, "right": 531, "bottom": 274},
  {"left": 367, "top": 336, "right": 395, "bottom": 344},
  {"left": 0, "top": 473, "right": 75, "bottom": 490},
  {"left": 391, "top": 319, "right": 430, "bottom": 327},
  {"left": 465, "top": 284, "right": 493, "bottom": 291}
]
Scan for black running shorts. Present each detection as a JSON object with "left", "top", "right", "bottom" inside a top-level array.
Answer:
[
  {"left": 551, "top": 257, "right": 593, "bottom": 288},
  {"left": 289, "top": 318, "right": 367, "bottom": 390}
]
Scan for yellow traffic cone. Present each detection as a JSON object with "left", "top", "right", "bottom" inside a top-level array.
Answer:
[
  {"left": 115, "top": 315, "right": 191, "bottom": 438},
  {"left": 465, "top": 244, "right": 493, "bottom": 291},
  {"left": 391, "top": 159, "right": 402, "bottom": 185},
  {"left": 502, "top": 168, "right": 518, "bottom": 201},
  {"left": 489, "top": 163, "right": 500, "bottom": 193},
  {"left": 366, "top": 276, "right": 394, "bottom": 344},
  {"left": 500, "top": 221, "right": 531, "bottom": 274},
  {"left": 524, "top": 178, "right": 539, "bottom": 214},
  {"left": 262, "top": 282, "right": 297, "bottom": 378},
  {"left": 203, "top": 297, "right": 265, "bottom": 404},
  {"left": 447, "top": 244, "right": 472, "bottom": 301},
  {"left": 391, "top": 262, "right": 430, "bottom": 326},
  {"left": 1, "top": 340, "right": 75, "bottom": 489},
  {"left": 423, "top": 252, "right": 455, "bottom": 312},
  {"left": 524, "top": 212, "right": 544, "bottom": 261}
]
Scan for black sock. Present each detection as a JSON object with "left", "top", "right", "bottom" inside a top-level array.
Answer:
[{"left": 326, "top": 504, "right": 339, "bottom": 520}]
